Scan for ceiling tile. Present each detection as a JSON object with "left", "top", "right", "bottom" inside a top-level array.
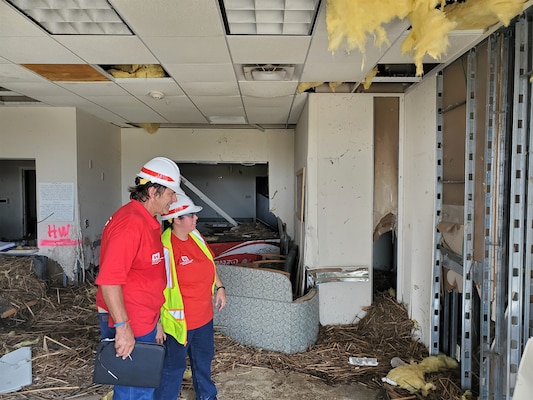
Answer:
[
  {"left": 3, "top": 81, "right": 75, "bottom": 96},
  {"left": 53, "top": 36, "right": 158, "bottom": 64},
  {"left": 56, "top": 82, "right": 128, "bottom": 96},
  {"left": 180, "top": 82, "right": 240, "bottom": 96},
  {"left": 239, "top": 81, "right": 298, "bottom": 98},
  {"left": 0, "top": 2, "right": 48, "bottom": 37},
  {"left": 243, "top": 95, "right": 294, "bottom": 124},
  {"left": 77, "top": 103, "right": 131, "bottom": 126},
  {"left": 102, "top": 104, "right": 167, "bottom": 123},
  {"left": 164, "top": 64, "right": 236, "bottom": 82},
  {"left": 115, "top": 79, "right": 185, "bottom": 97},
  {"left": 110, "top": 0, "right": 225, "bottom": 37},
  {"left": 142, "top": 36, "right": 232, "bottom": 64},
  {"left": 190, "top": 96, "right": 243, "bottom": 108},
  {"left": 0, "top": 63, "right": 49, "bottom": 83},
  {"left": 143, "top": 96, "right": 209, "bottom": 123},
  {"left": 0, "top": 37, "right": 84, "bottom": 64},
  {"left": 227, "top": 36, "right": 311, "bottom": 64},
  {"left": 33, "top": 95, "right": 96, "bottom": 107}
]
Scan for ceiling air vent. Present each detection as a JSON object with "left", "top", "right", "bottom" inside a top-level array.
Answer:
[{"left": 243, "top": 65, "right": 295, "bottom": 81}]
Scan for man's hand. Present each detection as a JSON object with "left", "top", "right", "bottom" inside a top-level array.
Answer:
[{"left": 114, "top": 323, "right": 135, "bottom": 359}]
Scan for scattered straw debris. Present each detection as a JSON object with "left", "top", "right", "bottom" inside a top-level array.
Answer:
[
  {"left": 0, "top": 256, "right": 469, "bottom": 399},
  {"left": 212, "top": 293, "right": 470, "bottom": 400}
]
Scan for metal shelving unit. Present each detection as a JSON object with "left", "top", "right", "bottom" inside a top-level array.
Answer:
[
  {"left": 431, "top": 70, "right": 445, "bottom": 357},
  {"left": 431, "top": 15, "right": 531, "bottom": 399},
  {"left": 461, "top": 48, "right": 477, "bottom": 390},
  {"left": 506, "top": 15, "right": 529, "bottom": 398}
]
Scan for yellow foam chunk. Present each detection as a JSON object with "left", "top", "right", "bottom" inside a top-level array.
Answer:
[{"left": 386, "top": 354, "right": 458, "bottom": 396}]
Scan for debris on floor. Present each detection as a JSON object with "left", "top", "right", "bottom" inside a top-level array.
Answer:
[{"left": 0, "top": 256, "right": 471, "bottom": 399}]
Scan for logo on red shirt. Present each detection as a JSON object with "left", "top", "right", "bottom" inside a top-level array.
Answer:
[
  {"left": 179, "top": 256, "right": 193, "bottom": 266},
  {"left": 152, "top": 252, "right": 162, "bottom": 265}
]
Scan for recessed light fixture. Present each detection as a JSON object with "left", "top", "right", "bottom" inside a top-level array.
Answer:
[
  {"left": 219, "top": 0, "right": 321, "bottom": 35},
  {"left": 6, "top": 0, "right": 133, "bottom": 35}
]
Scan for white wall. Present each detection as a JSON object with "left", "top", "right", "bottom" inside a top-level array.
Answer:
[
  {"left": 76, "top": 109, "right": 121, "bottom": 270},
  {"left": 294, "top": 97, "right": 310, "bottom": 274},
  {"left": 305, "top": 94, "right": 374, "bottom": 325},
  {"left": 400, "top": 74, "right": 438, "bottom": 348},
  {"left": 120, "top": 128, "right": 295, "bottom": 236},
  {"left": 0, "top": 107, "right": 79, "bottom": 277}
]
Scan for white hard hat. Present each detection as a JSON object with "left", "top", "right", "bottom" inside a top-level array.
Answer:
[
  {"left": 136, "top": 157, "right": 184, "bottom": 194},
  {"left": 161, "top": 195, "right": 203, "bottom": 220}
]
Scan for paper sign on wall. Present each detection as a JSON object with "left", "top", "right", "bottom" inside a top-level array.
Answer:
[{"left": 38, "top": 182, "right": 74, "bottom": 222}]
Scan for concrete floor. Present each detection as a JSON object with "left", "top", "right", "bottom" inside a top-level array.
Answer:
[
  {"left": 182, "top": 366, "right": 384, "bottom": 400},
  {"left": 78, "top": 366, "right": 384, "bottom": 400}
]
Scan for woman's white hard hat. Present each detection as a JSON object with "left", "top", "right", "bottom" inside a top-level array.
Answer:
[
  {"left": 136, "top": 157, "right": 185, "bottom": 195},
  {"left": 161, "top": 194, "right": 203, "bottom": 220}
]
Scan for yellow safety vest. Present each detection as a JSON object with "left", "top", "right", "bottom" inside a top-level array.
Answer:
[{"left": 160, "top": 228, "right": 216, "bottom": 344}]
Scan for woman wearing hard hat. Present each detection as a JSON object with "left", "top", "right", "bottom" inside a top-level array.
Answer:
[
  {"left": 155, "top": 195, "right": 226, "bottom": 400},
  {"left": 95, "top": 156, "right": 184, "bottom": 400}
]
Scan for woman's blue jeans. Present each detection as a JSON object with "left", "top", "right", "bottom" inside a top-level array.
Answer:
[
  {"left": 154, "top": 319, "right": 217, "bottom": 400},
  {"left": 98, "top": 313, "right": 157, "bottom": 400}
]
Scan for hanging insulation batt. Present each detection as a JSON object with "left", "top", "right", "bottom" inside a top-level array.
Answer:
[
  {"left": 401, "top": 0, "right": 457, "bottom": 76},
  {"left": 445, "top": 0, "right": 526, "bottom": 30},
  {"left": 326, "top": 0, "right": 527, "bottom": 79},
  {"left": 326, "top": 0, "right": 413, "bottom": 55}
]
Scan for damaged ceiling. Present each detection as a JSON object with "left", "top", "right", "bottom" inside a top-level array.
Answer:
[{"left": 0, "top": 0, "right": 528, "bottom": 130}]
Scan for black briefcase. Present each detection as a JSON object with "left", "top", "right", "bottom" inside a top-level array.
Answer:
[{"left": 92, "top": 339, "right": 165, "bottom": 388}]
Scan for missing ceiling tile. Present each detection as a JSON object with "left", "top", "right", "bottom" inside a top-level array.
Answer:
[
  {"left": 100, "top": 65, "right": 169, "bottom": 79},
  {"left": 22, "top": 64, "right": 109, "bottom": 82}
]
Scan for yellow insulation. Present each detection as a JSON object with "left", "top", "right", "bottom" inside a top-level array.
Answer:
[
  {"left": 138, "top": 123, "right": 160, "bottom": 134},
  {"left": 328, "top": 81, "right": 344, "bottom": 92},
  {"left": 326, "top": 0, "right": 526, "bottom": 77},
  {"left": 445, "top": 0, "right": 526, "bottom": 30},
  {"left": 401, "top": 1, "right": 457, "bottom": 76},
  {"left": 326, "top": 0, "right": 412, "bottom": 54},
  {"left": 362, "top": 66, "right": 378, "bottom": 89},
  {"left": 296, "top": 82, "right": 324, "bottom": 94},
  {"left": 386, "top": 354, "right": 458, "bottom": 396}
]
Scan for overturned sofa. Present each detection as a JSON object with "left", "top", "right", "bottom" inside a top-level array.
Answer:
[{"left": 213, "top": 264, "right": 319, "bottom": 354}]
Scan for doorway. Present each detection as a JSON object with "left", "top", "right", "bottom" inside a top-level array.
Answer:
[
  {"left": 23, "top": 168, "right": 37, "bottom": 242},
  {"left": 0, "top": 159, "right": 36, "bottom": 242}
]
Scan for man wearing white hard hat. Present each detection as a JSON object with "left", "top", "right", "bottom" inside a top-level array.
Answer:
[
  {"left": 95, "top": 157, "right": 184, "bottom": 400},
  {"left": 154, "top": 195, "right": 226, "bottom": 400}
]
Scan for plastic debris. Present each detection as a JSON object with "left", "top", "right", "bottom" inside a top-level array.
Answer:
[{"left": 348, "top": 357, "right": 378, "bottom": 366}]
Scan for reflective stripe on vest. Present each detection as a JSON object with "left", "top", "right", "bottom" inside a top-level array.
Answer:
[
  {"left": 160, "top": 228, "right": 216, "bottom": 343},
  {"left": 161, "top": 228, "right": 187, "bottom": 344},
  {"left": 168, "top": 309, "right": 185, "bottom": 320}
]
